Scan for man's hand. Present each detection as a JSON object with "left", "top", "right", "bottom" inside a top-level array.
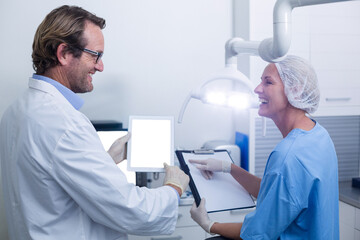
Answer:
[
  {"left": 163, "top": 163, "right": 190, "bottom": 196},
  {"left": 107, "top": 133, "right": 131, "bottom": 164}
]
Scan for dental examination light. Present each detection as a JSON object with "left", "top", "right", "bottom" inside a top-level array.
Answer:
[
  {"left": 177, "top": 63, "right": 258, "bottom": 123},
  {"left": 178, "top": 0, "right": 358, "bottom": 125}
]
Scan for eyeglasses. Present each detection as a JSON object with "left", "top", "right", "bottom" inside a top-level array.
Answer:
[{"left": 76, "top": 47, "right": 103, "bottom": 63}]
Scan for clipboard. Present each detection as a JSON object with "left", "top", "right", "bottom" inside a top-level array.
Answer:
[{"left": 176, "top": 149, "right": 255, "bottom": 213}]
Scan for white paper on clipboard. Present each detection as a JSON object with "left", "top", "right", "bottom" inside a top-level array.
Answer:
[{"left": 183, "top": 151, "right": 255, "bottom": 213}]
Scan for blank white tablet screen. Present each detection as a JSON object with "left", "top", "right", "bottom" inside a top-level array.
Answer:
[
  {"left": 127, "top": 116, "right": 174, "bottom": 172},
  {"left": 96, "top": 131, "right": 136, "bottom": 184}
]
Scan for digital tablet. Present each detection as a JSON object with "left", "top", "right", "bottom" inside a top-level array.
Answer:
[
  {"left": 96, "top": 130, "right": 136, "bottom": 184},
  {"left": 127, "top": 116, "right": 174, "bottom": 172}
]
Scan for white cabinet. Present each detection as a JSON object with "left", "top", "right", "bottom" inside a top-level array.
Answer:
[
  {"left": 339, "top": 201, "right": 360, "bottom": 240},
  {"left": 128, "top": 205, "right": 206, "bottom": 240},
  {"left": 319, "top": 89, "right": 360, "bottom": 109},
  {"left": 309, "top": 3, "right": 360, "bottom": 116},
  {"left": 316, "top": 87, "right": 360, "bottom": 116}
]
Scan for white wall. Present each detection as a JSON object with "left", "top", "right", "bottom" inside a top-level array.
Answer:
[
  {"left": 0, "top": 0, "right": 233, "bottom": 239},
  {"left": 0, "top": 0, "right": 235, "bottom": 148}
]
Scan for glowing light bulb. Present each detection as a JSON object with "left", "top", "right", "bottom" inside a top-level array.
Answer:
[
  {"left": 227, "top": 93, "right": 250, "bottom": 109},
  {"left": 204, "top": 92, "right": 227, "bottom": 105}
]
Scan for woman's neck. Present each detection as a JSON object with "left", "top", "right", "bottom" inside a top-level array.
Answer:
[{"left": 272, "top": 107, "right": 315, "bottom": 138}]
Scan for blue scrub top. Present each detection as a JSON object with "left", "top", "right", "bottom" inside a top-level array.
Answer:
[{"left": 241, "top": 121, "right": 339, "bottom": 240}]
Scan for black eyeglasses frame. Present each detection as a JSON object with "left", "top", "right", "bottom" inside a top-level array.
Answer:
[{"left": 74, "top": 47, "right": 103, "bottom": 63}]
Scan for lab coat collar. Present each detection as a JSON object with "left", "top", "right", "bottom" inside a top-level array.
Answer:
[{"left": 31, "top": 74, "right": 84, "bottom": 110}]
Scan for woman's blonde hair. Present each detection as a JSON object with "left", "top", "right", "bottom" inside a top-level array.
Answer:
[{"left": 32, "top": 5, "right": 105, "bottom": 74}]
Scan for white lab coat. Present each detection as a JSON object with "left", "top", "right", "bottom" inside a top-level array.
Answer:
[{"left": 0, "top": 78, "right": 179, "bottom": 240}]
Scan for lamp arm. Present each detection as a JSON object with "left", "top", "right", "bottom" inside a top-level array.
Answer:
[{"left": 177, "top": 93, "right": 192, "bottom": 123}]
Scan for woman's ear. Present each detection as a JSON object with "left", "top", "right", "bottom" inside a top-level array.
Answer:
[{"left": 56, "top": 43, "right": 72, "bottom": 66}]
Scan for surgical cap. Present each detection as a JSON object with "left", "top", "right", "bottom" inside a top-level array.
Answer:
[{"left": 274, "top": 55, "right": 320, "bottom": 114}]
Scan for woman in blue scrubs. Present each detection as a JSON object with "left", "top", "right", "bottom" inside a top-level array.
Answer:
[{"left": 189, "top": 55, "right": 339, "bottom": 240}]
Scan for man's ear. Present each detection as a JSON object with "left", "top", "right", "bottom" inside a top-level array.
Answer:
[{"left": 56, "top": 43, "right": 72, "bottom": 66}]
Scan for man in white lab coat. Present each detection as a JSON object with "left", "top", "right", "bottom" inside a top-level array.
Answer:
[{"left": 0, "top": 5, "right": 189, "bottom": 240}]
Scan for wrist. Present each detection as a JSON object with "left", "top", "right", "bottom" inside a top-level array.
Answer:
[
  {"left": 208, "top": 221, "right": 216, "bottom": 235},
  {"left": 165, "top": 183, "right": 182, "bottom": 196},
  {"left": 222, "top": 161, "right": 232, "bottom": 173}
]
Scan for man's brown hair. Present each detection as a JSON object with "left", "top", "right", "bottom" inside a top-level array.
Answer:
[{"left": 32, "top": 5, "right": 105, "bottom": 74}]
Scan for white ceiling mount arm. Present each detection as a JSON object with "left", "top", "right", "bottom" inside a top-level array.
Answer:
[
  {"left": 229, "top": 0, "right": 359, "bottom": 63},
  {"left": 225, "top": 38, "right": 260, "bottom": 65},
  {"left": 260, "top": 0, "right": 359, "bottom": 62},
  {"left": 258, "top": 0, "right": 295, "bottom": 62}
]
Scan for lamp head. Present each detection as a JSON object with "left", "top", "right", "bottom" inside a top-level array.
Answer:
[
  {"left": 191, "top": 64, "right": 257, "bottom": 109},
  {"left": 178, "top": 64, "right": 258, "bottom": 123}
]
